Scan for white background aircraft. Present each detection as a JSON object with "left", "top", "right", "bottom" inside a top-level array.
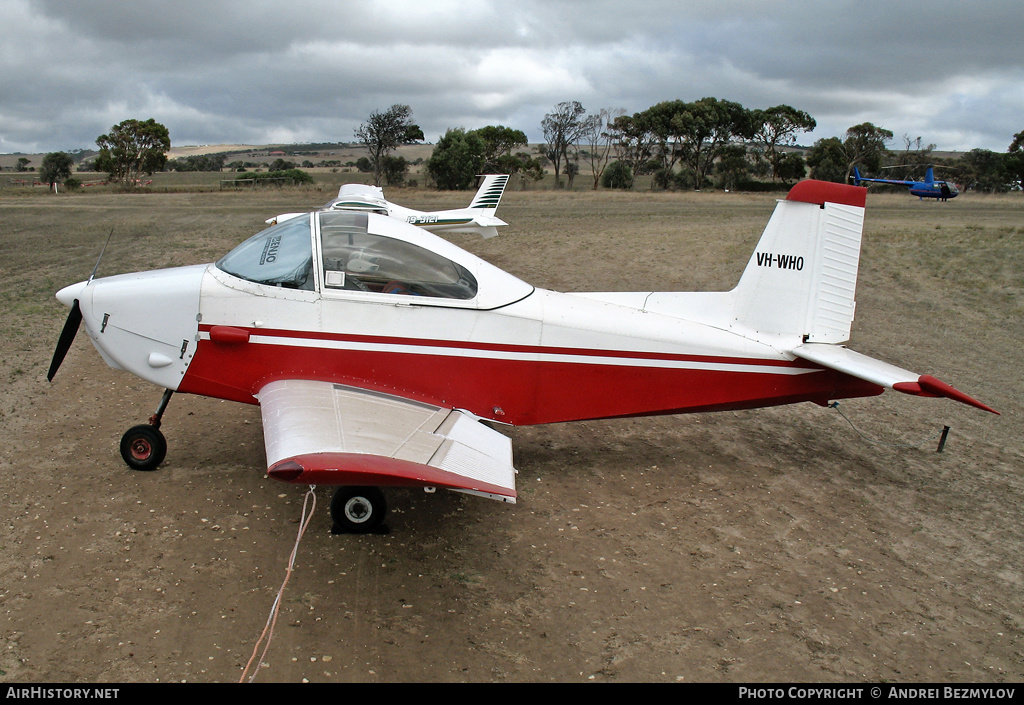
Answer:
[
  {"left": 270, "top": 174, "right": 511, "bottom": 239},
  {"left": 48, "top": 179, "right": 996, "bottom": 533}
]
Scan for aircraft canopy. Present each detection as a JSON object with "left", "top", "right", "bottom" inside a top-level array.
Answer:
[{"left": 215, "top": 210, "right": 532, "bottom": 309}]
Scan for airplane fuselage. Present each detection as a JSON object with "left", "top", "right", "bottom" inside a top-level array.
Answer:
[
  {"left": 183, "top": 280, "right": 882, "bottom": 424},
  {"left": 65, "top": 211, "right": 882, "bottom": 430}
]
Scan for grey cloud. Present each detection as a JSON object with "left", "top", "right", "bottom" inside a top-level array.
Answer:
[{"left": 2, "top": 0, "right": 1021, "bottom": 154}]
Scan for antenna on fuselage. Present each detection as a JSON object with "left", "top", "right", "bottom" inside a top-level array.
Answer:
[{"left": 88, "top": 227, "right": 115, "bottom": 283}]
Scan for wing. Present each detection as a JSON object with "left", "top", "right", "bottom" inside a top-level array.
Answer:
[{"left": 255, "top": 379, "right": 517, "bottom": 502}]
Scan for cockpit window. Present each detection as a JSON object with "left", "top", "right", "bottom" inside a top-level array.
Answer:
[
  {"left": 216, "top": 215, "right": 314, "bottom": 290},
  {"left": 320, "top": 211, "right": 477, "bottom": 299}
]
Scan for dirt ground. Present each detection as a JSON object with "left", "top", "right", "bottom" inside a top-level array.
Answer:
[{"left": 0, "top": 186, "right": 1021, "bottom": 683}]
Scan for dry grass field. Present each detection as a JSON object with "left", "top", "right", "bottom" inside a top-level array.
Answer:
[{"left": 0, "top": 185, "right": 1021, "bottom": 683}]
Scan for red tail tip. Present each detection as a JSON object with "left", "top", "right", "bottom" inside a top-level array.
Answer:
[{"left": 786, "top": 180, "right": 867, "bottom": 208}]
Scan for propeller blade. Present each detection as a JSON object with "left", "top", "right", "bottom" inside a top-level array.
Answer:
[{"left": 47, "top": 299, "right": 83, "bottom": 382}]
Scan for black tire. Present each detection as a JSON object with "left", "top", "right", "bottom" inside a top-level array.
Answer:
[
  {"left": 330, "top": 486, "right": 387, "bottom": 533},
  {"left": 119, "top": 424, "right": 167, "bottom": 471}
]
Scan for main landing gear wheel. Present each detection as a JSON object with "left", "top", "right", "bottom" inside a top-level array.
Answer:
[
  {"left": 120, "top": 424, "right": 167, "bottom": 471},
  {"left": 330, "top": 486, "right": 388, "bottom": 534}
]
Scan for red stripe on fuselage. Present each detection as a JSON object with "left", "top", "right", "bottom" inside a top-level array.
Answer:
[
  {"left": 178, "top": 325, "right": 882, "bottom": 424},
  {"left": 198, "top": 325, "right": 807, "bottom": 368}
]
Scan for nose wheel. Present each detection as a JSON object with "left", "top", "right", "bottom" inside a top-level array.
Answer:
[
  {"left": 119, "top": 389, "right": 172, "bottom": 472},
  {"left": 120, "top": 424, "right": 167, "bottom": 471}
]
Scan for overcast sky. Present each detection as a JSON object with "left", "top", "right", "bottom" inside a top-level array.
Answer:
[{"left": 2, "top": 0, "right": 1022, "bottom": 155}]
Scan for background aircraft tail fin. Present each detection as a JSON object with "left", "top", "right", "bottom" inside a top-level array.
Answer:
[
  {"left": 469, "top": 175, "right": 510, "bottom": 211},
  {"left": 731, "top": 181, "right": 868, "bottom": 344}
]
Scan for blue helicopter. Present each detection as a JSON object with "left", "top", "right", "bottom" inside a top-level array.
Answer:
[{"left": 853, "top": 166, "right": 958, "bottom": 200}]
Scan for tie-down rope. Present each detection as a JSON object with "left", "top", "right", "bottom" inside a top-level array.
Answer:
[{"left": 240, "top": 485, "right": 317, "bottom": 683}]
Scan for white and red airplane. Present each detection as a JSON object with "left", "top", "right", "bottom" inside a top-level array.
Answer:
[{"left": 48, "top": 179, "right": 996, "bottom": 533}]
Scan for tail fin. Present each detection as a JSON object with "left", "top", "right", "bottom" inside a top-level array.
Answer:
[
  {"left": 469, "top": 174, "right": 509, "bottom": 211},
  {"left": 853, "top": 167, "right": 863, "bottom": 186},
  {"left": 731, "top": 180, "right": 868, "bottom": 344}
]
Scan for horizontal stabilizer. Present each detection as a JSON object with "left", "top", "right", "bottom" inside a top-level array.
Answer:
[
  {"left": 793, "top": 343, "right": 997, "bottom": 414},
  {"left": 435, "top": 214, "right": 508, "bottom": 239}
]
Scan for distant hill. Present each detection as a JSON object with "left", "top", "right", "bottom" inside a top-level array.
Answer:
[{"left": 0, "top": 142, "right": 437, "bottom": 172}]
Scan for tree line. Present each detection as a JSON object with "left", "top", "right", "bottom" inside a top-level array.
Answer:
[
  {"left": 362, "top": 100, "right": 1024, "bottom": 194},
  {"left": 27, "top": 106, "right": 1024, "bottom": 194}
]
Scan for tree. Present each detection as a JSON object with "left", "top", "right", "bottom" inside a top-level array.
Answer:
[
  {"left": 608, "top": 113, "right": 655, "bottom": 181},
  {"left": 714, "top": 143, "right": 750, "bottom": 190},
  {"left": 472, "top": 125, "right": 529, "bottom": 173},
  {"left": 380, "top": 155, "right": 408, "bottom": 186},
  {"left": 167, "top": 153, "right": 226, "bottom": 172},
  {"left": 750, "top": 105, "right": 816, "bottom": 181},
  {"left": 806, "top": 123, "right": 893, "bottom": 183},
  {"left": 39, "top": 152, "right": 74, "bottom": 191},
  {"left": 634, "top": 99, "right": 688, "bottom": 180},
  {"left": 425, "top": 128, "right": 486, "bottom": 190},
  {"left": 354, "top": 104, "right": 423, "bottom": 186},
  {"left": 467, "top": 125, "right": 543, "bottom": 187},
  {"left": 564, "top": 160, "right": 580, "bottom": 189},
  {"left": 234, "top": 168, "right": 313, "bottom": 186},
  {"left": 682, "top": 98, "right": 754, "bottom": 190},
  {"left": 580, "top": 108, "right": 625, "bottom": 189},
  {"left": 806, "top": 137, "right": 847, "bottom": 182},
  {"left": 1005, "top": 131, "right": 1024, "bottom": 187},
  {"left": 959, "top": 149, "right": 1006, "bottom": 192},
  {"left": 776, "top": 151, "right": 807, "bottom": 183},
  {"left": 890, "top": 135, "right": 935, "bottom": 173},
  {"left": 269, "top": 158, "right": 297, "bottom": 171},
  {"left": 95, "top": 118, "right": 170, "bottom": 187},
  {"left": 838, "top": 122, "right": 892, "bottom": 181},
  {"left": 505, "top": 151, "right": 546, "bottom": 189},
  {"left": 541, "top": 101, "right": 588, "bottom": 187},
  {"left": 601, "top": 160, "right": 633, "bottom": 189},
  {"left": 638, "top": 97, "right": 753, "bottom": 190}
]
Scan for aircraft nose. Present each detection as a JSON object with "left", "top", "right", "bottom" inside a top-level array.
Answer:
[
  {"left": 81, "top": 264, "right": 206, "bottom": 389},
  {"left": 56, "top": 281, "right": 88, "bottom": 308}
]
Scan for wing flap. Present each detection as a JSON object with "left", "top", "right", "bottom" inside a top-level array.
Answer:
[{"left": 257, "top": 380, "right": 517, "bottom": 500}]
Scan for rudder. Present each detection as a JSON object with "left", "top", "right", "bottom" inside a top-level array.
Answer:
[
  {"left": 731, "top": 181, "right": 867, "bottom": 344},
  {"left": 470, "top": 175, "right": 509, "bottom": 210}
]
